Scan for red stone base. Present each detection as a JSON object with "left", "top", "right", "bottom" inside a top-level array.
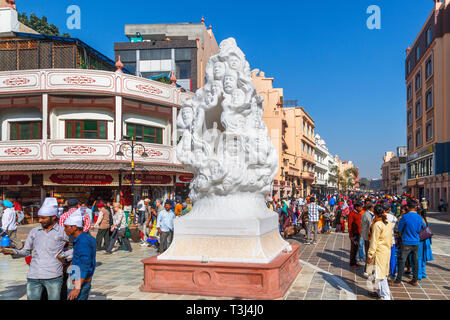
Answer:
[{"left": 140, "top": 243, "right": 301, "bottom": 300}]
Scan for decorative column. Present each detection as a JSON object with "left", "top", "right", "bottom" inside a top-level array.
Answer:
[
  {"left": 115, "top": 96, "right": 122, "bottom": 141},
  {"left": 42, "top": 93, "right": 48, "bottom": 161},
  {"left": 172, "top": 106, "right": 177, "bottom": 147},
  {"left": 115, "top": 56, "right": 124, "bottom": 141}
]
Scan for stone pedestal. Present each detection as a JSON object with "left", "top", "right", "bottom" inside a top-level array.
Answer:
[
  {"left": 140, "top": 243, "right": 301, "bottom": 300},
  {"left": 157, "top": 193, "right": 291, "bottom": 264}
]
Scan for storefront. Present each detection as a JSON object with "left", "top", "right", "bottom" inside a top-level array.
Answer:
[{"left": 0, "top": 174, "right": 42, "bottom": 223}]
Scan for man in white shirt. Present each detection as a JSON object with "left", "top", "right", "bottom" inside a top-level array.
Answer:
[
  {"left": 361, "top": 201, "right": 375, "bottom": 273},
  {"left": 156, "top": 200, "right": 175, "bottom": 254},
  {"left": 1, "top": 200, "right": 22, "bottom": 249}
]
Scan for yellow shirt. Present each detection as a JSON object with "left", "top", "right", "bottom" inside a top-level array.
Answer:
[{"left": 368, "top": 220, "right": 393, "bottom": 280}]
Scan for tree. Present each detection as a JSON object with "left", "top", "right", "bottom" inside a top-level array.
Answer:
[
  {"left": 344, "top": 168, "right": 358, "bottom": 191},
  {"left": 18, "top": 12, "right": 70, "bottom": 38},
  {"left": 329, "top": 166, "right": 346, "bottom": 192}
]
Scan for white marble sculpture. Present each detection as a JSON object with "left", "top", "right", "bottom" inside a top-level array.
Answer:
[{"left": 159, "top": 38, "right": 290, "bottom": 264}]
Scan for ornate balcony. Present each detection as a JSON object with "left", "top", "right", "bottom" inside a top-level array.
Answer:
[{"left": 0, "top": 139, "right": 179, "bottom": 164}]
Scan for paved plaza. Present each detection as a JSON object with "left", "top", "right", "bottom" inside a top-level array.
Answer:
[{"left": 1, "top": 211, "right": 449, "bottom": 300}]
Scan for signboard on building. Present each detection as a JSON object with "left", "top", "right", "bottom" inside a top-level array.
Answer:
[
  {"left": 44, "top": 173, "right": 117, "bottom": 186},
  {"left": 123, "top": 174, "right": 173, "bottom": 186},
  {"left": 176, "top": 174, "right": 194, "bottom": 184},
  {"left": 0, "top": 174, "right": 31, "bottom": 186}
]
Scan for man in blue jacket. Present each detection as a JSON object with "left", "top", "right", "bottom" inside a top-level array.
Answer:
[{"left": 391, "top": 199, "right": 426, "bottom": 287}]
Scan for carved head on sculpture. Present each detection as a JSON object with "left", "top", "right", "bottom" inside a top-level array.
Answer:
[
  {"left": 223, "top": 71, "right": 238, "bottom": 94},
  {"left": 213, "top": 61, "right": 226, "bottom": 80},
  {"left": 177, "top": 106, "right": 194, "bottom": 129}
]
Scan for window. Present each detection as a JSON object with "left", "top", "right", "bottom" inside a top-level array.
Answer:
[
  {"left": 415, "top": 70, "right": 421, "bottom": 91},
  {"left": 426, "top": 87, "right": 433, "bottom": 110},
  {"left": 117, "top": 51, "right": 136, "bottom": 62},
  {"left": 175, "top": 48, "right": 192, "bottom": 61},
  {"left": 407, "top": 108, "right": 412, "bottom": 126},
  {"left": 65, "top": 120, "right": 107, "bottom": 139},
  {"left": 426, "top": 58, "right": 433, "bottom": 79},
  {"left": 407, "top": 83, "right": 412, "bottom": 100},
  {"left": 175, "top": 61, "right": 191, "bottom": 79},
  {"left": 416, "top": 127, "right": 422, "bottom": 147},
  {"left": 140, "top": 49, "right": 171, "bottom": 60},
  {"left": 407, "top": 60, "right": 411, "bottom": 75},
  {"left": 426, "top": 120, "right": 433, "bottom": 142},
  {"left": 408, "top": 135, "right": 413, "bottom": 151},
  {"left": 10, "top": 121, "right": 41, "bottom": 140},
  {"left": 415, "top": 99, "right": 422, "bottom": 119},
  {"left": 416, "top": 46, "right": 421, "bottom": 62},
  {"left": 427, "top": 27, "right": 432, "bottom": 46},
  {"left": 126, "top": 124, "right": 163, "bottom": 144}
]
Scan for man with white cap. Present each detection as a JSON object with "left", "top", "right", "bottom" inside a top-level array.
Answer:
[
  {"left": 1, "top": 200, "right": 21, "bottom": 249},
  {"left": 63, "top": 210, "right": 96, "bottom": 300},
  {"left": 1, "top": 198, "right": 69, "bottom": 300}
]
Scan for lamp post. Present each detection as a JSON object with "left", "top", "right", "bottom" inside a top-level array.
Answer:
[{"left": 116, "top": 135, "right": 148, "bottom": 225}]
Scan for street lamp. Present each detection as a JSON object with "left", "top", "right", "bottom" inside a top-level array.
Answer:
[{"left": 116, "top": 135, "right": 148, "bottom": 225}]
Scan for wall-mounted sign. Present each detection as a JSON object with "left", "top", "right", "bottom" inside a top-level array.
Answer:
[
  {"left": 123, "top": 174, "right": 173, "bottom": 186},
  {"left": 176, "top": 174, "right": 194, "bottom": 184},
  {"left": 0, "top": 174, "right": 31, "bottom": 186},
  {"left": 44, "top": 173, "right": 117, "bottom": 186}
]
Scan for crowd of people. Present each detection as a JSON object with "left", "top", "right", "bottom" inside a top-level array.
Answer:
[
  {"left": 0, "top": 195, "right": 192, "bottom": 300},
  {"left": 267, "top": 193, "right": 435, "bottom": 300},
  {"left": 0, "top": 191, "right": 442, "bottom": 301}
]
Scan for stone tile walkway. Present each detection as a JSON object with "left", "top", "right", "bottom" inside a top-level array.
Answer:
[{"left": 2, "top": 211, "right": 449, "bottom": 300}]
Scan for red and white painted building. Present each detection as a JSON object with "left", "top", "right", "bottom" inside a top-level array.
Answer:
[{"left": 0, "top": 67, "right": 194, "bottom": 220}]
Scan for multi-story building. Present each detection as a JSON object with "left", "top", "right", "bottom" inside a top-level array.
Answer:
[
  {"left": 335, "top": 156, "right": 360, "bottom": 191},
  {"left": 397, "top": 146, "right": 408, "bottom": 193},
  {"left": 405, "top": 0, "right": 449, "bottom": 208},
  {"left": 313, "top": 134, "right": 338, "bottom": 194},
  {"left": 326, "top": 152, "right": 338, "bottom": 192},
  {"left": 314, "top": 134, "right": 328, "bottom": 194},
  {"left": 114, "top": 20, "right": 219, "bottom": 92},
  {"left": 252, "top": 69, "right": 316, "bottom": 199},
  {"left": 381, "top": 151, "right": 399, "bottom": 194},
  {"left": 0, "top": 7, "right": 193, "bottom": 223}
]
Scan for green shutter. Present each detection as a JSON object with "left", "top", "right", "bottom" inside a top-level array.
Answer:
[
  {"left": 156, "top": 128, "right": 162, "bottom": 144},
  {"left": 99, "top": 121, "right": 106, "bottom": 139},
  {"left": 84, "top": 120, "right": 97, "bottom": 131},
  {"left": 75, "top": 122, "right": 81, "bottom": 138},
  {"left": 32, "top": 123, "right": 39, "bottom": 139},
  {"left": 136, "top": 125, "right": 143, "bottom": 139},
  {"left": 11, "top": 123, "right": 17, "bottom": 140},
  {"left": 20, "top": 123, "right": 31, "bottom": 140},
  {"left": 127, "top": 124, "right": 134, "bottom": 138},
  {"left": 66, "top": 122, "right": 72, "bottom": 138}
]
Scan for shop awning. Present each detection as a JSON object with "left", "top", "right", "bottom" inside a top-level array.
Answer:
[{"left": 0, "top": 162, "right": 193, "bottom": 174}]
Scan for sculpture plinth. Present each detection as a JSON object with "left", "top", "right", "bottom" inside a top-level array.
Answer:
[
  {"left": 141, "top": 38, "right": 301, "bottom": 299},
  {"left": 140, "top": 243, "right": 301, "bottom": 300}
]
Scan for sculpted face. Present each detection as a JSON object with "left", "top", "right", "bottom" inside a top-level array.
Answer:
[
  {"left": 228, "top": 54, "right": 242, "bottom": 71},
  {"left": 181, "top": 107, "right": 194, "bottom": 125},
  {"left": 231, "top": 89, "right": 245, "bottom": 106},
  {"left": 213, "top": 62, "right": 226, "bottom": 80},
  {"left": 223, "top": 74, "right": 237, "bottom": 94}
]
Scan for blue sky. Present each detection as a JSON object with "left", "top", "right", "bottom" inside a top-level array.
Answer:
[{"left": 18, "top": 0, "right": 433, "bottom": 178}]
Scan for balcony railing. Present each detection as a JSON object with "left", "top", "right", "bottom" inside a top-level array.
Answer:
[{"left": 0, "top": 139, "right": 179, "bottom": 164}]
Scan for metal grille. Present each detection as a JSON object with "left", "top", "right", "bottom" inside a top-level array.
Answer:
[{"left": 0, "top": 39, "right": 114, "bottom": 72}]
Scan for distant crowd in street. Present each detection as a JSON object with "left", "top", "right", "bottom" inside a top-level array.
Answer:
[{"left": 266, "top": 192, "right": 436, "bottom": 300}]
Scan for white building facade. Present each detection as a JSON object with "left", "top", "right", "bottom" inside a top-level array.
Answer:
[{"left": 314, "top": 134, "right": 337, "bottom": 194}]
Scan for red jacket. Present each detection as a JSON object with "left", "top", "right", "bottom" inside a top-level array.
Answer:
[{"left": 348, "top": 209, "right": 362, "bottom": 238}]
